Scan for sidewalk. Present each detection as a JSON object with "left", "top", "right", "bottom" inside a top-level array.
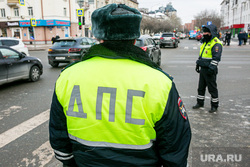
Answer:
[
  {"left": 227, "top": 38, "right": 250, "bottom": 47},
  {"left": 27, "top": 43, "right": 52, "bottom": 51}
]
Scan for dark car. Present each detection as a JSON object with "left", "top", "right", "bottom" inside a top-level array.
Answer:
[
  {"left": 48, "top": 37, "right": 97, "bottom": 67},
  {"left": 135, "top": 35, "right": 161, "bottom": 66},
  {"left": 0, "top": 46, "right": 43, "bottom": 86},
  {"left": 159, "top": 33, "right": 179, "bottom": 48}
]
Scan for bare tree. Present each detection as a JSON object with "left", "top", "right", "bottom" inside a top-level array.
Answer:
[
  {"left": 194, "top": 9, "right": 222, "bottom": 29},
  {"left": 140, "top": 14, "right": 182, "bottom": 34}
]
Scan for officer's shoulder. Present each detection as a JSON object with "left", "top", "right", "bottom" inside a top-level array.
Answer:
[
  {"left": 158, "top": 69, "right": 174, "bottom": 81},
  {"left": 61, "top": 61, "right": 81, "bottom": 72}
]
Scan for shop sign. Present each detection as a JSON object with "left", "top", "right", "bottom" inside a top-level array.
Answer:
[
  {"left": 0, "top": 22, "right": 8, "bottom": 28},
  {"left": 19, "top": 19, "right": 70, "bottom": 27},
  {"left": 7, "top": 22, "right": 19, "bottom": 27}
]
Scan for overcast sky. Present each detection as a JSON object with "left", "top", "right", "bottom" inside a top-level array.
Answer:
[{"left": 137, "top": 0, "right": 222, "bottom": 24}]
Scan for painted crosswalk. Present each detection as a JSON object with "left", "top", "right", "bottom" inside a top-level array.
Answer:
[
  {"left": 183, "top": 46, "right": 198, "bottom": 49},
  {"left": 0, "top": 109, "right": 50, "bottom": 148},
  {"left": 0, "top": 109, "right": 58, "bottom": 166}
]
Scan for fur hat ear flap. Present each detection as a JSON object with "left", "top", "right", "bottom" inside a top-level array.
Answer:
[{"left": 91, "top": 3, "right": 142, "bottom": 40}]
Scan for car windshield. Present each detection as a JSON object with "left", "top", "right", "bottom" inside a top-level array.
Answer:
[
  {"left": 135, "top": 39, "right": 143, "bottom": 47},
  {"left": 154, "top": 34, "right": 160, "bottom": 36},
  {"left": 162, "top": 34, "right": 173, "bottom": 37},
  {"left": 53, "top": 40, "right": 76, "bottom": 47}
]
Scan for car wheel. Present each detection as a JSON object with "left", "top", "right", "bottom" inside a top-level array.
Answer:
[
  {"left": 149, "top": 54, "right": 153, "bottom": 61},
  {"left": 174, "top": 43, "right": 177, "bottom": 48},
  {"left": 157, "top": 55, "right": 161, "bottom": 66},
  {"left": 29, "top": 66, "right": 41, "bottom": 82},
  {"left": 50, "top": 62, "right": 59, "bottom": 67}
]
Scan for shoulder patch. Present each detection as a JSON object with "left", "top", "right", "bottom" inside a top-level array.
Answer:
[
  {"left": 61, "top": 61, "right": 81, "bottom": 72},
  {"left": 215, "top": 46, "right": 219, "bottom": 52},
  {"left": 178, "top": 97, "right": 187, "bottom": 120}
]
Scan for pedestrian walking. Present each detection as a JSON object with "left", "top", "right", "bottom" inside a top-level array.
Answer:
[
  {"left": 238, "top": 31, "right": 244, "bottom": 46},
  {"left": 51, "top": 35, "right": 55, "bottom": 44},
  {"left": 248, "top": 32, "right": 250, "bottom": 45},
  {"left": 221, "top": 32, "right": 226, "bottom": 46},
  {"left": 193, "top": 24, "right": 223, "bottom": 113},
  {"left": 225, "top": 31, "right": 231, "bottom": 46},
  {"left": 243, "top": 31, "right": 248, "bottom": 45},
  {"left": 55, "top": 34, "right": 60, "bottom": 41},
  {"left": 49, "top": 3, "right": 191, "bottom": 167}
]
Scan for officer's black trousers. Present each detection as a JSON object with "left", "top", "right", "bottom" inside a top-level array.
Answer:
[{"left": 197, "top": 67, "right": 219, "bottom": 108}]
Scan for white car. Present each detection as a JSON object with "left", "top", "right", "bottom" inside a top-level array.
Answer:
[
  {"left": 0, "top": 37, "right": 29, "bottom": 56},
  {"left": 153, "top": 34, "right": 161, "bottom": 40}
]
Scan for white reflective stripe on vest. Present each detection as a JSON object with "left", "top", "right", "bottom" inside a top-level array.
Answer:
[
  {"left": 69, "top": 134, "right": 155, "bottom": 150},
  {"left": 201, "top": 57, "right": 212, "bottom": 59},
  {"left": 55, "top": 154, "right": 74, "bottom": 161},
  {"left": 54, "top": 149, "right": 72, "bottom": 156}
]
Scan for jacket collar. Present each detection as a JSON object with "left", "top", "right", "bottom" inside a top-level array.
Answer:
[{"left": 82, "top": 42, "right": 160, "bottom": 69}]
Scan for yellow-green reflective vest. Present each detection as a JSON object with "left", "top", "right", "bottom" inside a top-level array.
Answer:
[
  {"left": 199, "top": 37, "right": 222, "bottom": 59},
  {"left": 55, "top": 57, "right": 172, "bottom": 149}
]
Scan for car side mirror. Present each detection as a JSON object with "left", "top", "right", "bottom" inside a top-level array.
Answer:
[{"left": 19, "top": 53, "right": 25, "bottom": 59}]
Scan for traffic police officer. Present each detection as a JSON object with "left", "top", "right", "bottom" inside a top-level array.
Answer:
[
  {"left": 49, "top": 3, "right": 191, "bottom": 167},
  {"left": 193, "top": 24, "right": 223, "bottom": 113}
]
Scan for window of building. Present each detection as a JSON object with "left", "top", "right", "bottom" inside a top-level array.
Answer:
[
  {"left": 14, "top": 8, "right": 19, "bottom": 16},
  {"left": 28, "top": 7, "right": 33, "bottom": 16},
  {"left": 64, "top": 8, "right": 67, "bottom": 16},
  {"left": 0, "top": 8, "right": 6, "bottom": 17}
]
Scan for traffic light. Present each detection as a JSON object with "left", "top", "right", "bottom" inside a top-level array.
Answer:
[
  {"left": 79, "top": 25, "right": 82, "bottom": 30},
  {"left": 82, "top": 16, "right": 85, "bottom": 25},
  {"left": 78, "top": 17, "right": 82, "bottom": 26}
]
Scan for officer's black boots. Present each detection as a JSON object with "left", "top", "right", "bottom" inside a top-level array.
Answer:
[
  {"left": 209, "top": 107, "right": 218, "bottom": 113},
  {"left": 192, "top": 103, "right": 204, "bottom": 109}
]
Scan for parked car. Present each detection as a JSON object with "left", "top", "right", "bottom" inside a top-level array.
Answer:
[
  {"left": 0, "top": 46, "right": 43, "bottom": 86},
  {"left": 179, "top": 33, "right": 186, "bottom": 39},
  {"left": 0, "top": 37, "right": 29, "bottom": 56},
  {"left": 176, "top": 32, "right": 182, "bottom": 42},
  {"left": 48, "top": 37, "right": 96, "bottom": 67},
  {"left": 152, "top": 34, "right": 161, "bottom": 40},
  {"left": 135, "top": 35, "right": 161, "bottom": 66},
  {"left": 159, "top": 33, "right": 179, "bottom": 48}
]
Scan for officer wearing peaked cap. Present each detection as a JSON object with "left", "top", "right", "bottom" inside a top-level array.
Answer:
[
  {"left": 193, "top": 24, "right": 223, "bottom": 113},
  {"left": 49, "top": 3, "right": 191, "bottom": 167}
]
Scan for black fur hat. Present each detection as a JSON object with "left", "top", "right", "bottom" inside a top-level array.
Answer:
[{"left": 91, "top": 3, "right": 142, "bottom": 40}]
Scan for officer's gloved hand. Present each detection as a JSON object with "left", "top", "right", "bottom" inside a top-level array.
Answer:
[
  {"left": 195, "top": 65, "right": 200, "bottom": 73},
  {"left": 208, "top": 64, "right": 217, "bottom": 75}
]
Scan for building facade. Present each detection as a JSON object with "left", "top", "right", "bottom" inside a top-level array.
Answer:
[
  {"left": 220, "top": 0, "right": 250, "bottom": 37},
  {"left": 0, "top": 0, "right": 138, "bottom": 44}
]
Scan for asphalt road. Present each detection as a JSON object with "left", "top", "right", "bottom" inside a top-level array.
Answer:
[{"left": 0, "top": 39, "right": 249, "bottom": 167}]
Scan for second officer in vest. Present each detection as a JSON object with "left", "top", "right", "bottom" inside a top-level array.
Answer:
[{"left": 193, "top": 24, "right": 223, "bottom": 113}]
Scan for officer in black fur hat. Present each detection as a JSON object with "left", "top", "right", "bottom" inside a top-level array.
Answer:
[{"left": 49, "top": 4, "right": 191, "bottom": 167}]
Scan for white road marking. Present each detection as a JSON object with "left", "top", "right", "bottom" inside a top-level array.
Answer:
[
  {"left": 193, "top": 47, "right": 198, "bottom": 49},
  {"left": 0, "top": 109, "right": 50, "bottom": 148},
  {"left": 21, "top": 141, "right": 54, "bottom": 167},
  {"left": 228, "top": 66, "right": 242, "bottom": 68},
  {"left": 0, "top": 106, "right": 22, "bottom": 120},
  {"left": 184, "top": 47, "right": 189, "bottom": 49}
]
